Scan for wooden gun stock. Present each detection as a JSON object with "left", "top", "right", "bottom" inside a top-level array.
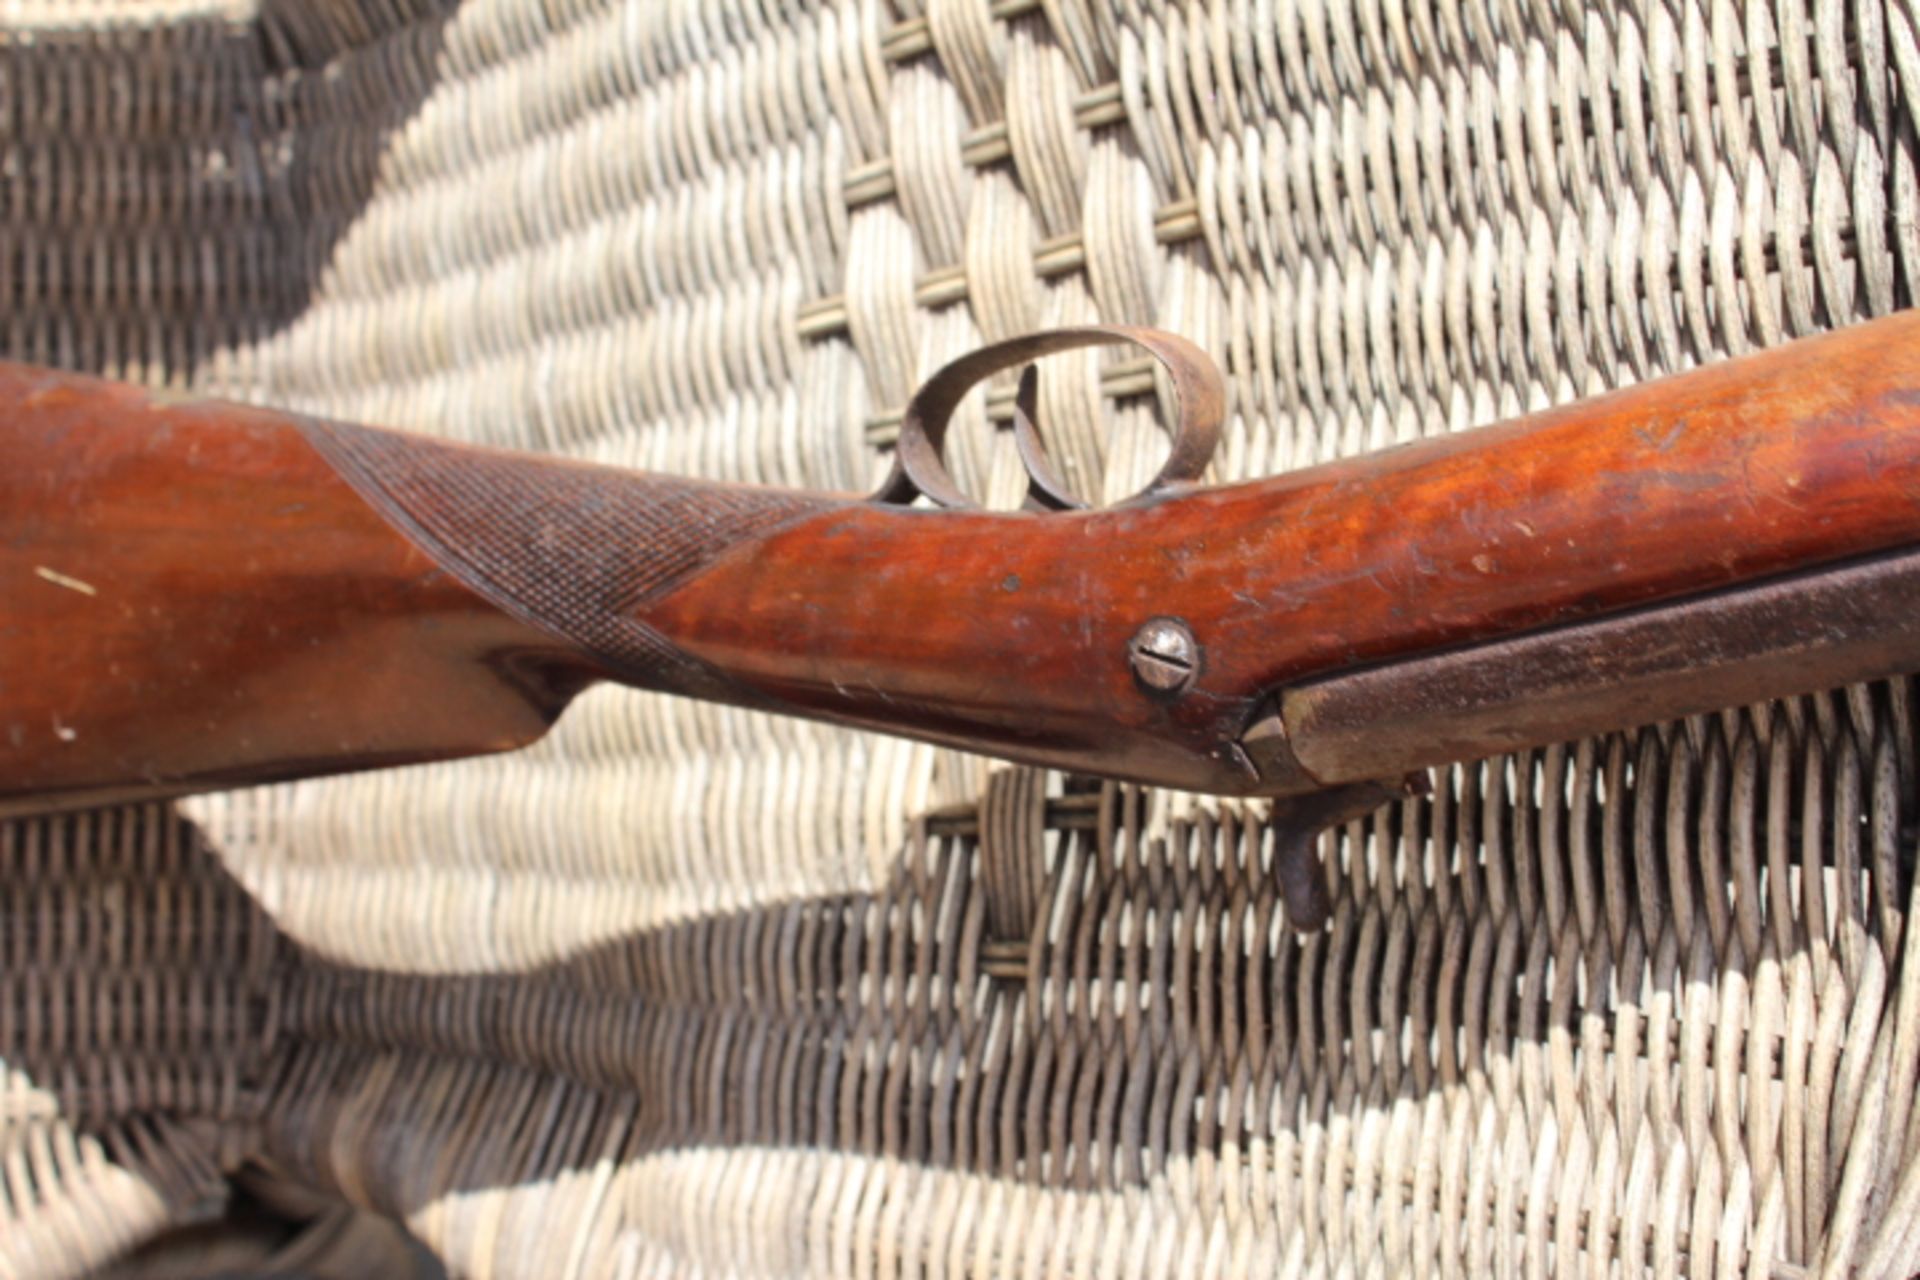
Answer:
[
  {"left": 0, "top": 375, "right": 601, "bottom": 813},
  {"left": 6, "top": 314, "right": 1920, "bottom": 844}
]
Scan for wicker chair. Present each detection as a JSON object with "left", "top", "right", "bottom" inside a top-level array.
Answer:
[{"left": 4, "top": 0, "right": 1919, "bottom": 1275}]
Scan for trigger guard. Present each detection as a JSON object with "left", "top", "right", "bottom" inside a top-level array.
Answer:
[{"left": 872, "top": 325, "right": 1226, "bottom": 511}]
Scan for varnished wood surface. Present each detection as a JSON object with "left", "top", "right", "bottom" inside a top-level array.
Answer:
[
  {"left": 4, "top": 311, "right": 1920, "bottom": 810},
  {"left": 641, "top": 311, "right": 1920, "bottom": 793},
  {"left": 0, "top": 368, "right": 589, "bottom": 814}
]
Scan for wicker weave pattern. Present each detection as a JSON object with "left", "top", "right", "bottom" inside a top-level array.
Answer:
[
  {"left": 4, "top": 0, "right": 1920, "bottom": 1275},
  {"left": 249, "top": 690, "right": 1920, "bottom": 1277},
  {"left": 0, "top": 809, "right": 275, "bottom": 1276}
]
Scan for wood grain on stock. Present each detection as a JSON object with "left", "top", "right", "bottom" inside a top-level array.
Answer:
[
  {"left": 0, "top": 363, "right": 859, "bottom": 814},
  {"left": 0, "top": 371, "right": 594, "bottom": 814},
  {"left": 635, "top": 312, "right": 1920, "bottom": 792},
  {"left": 3, "top": 311, "right": 1920, "bottom": 813}
]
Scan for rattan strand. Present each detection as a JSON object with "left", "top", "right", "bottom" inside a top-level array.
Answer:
[{"left": 4, "top": 0, "right": 1920, "bottom": 1275}]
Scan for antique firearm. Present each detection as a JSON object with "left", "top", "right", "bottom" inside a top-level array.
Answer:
[{"left": 6, "top": 316, "right": 1920, "bottom": 925}]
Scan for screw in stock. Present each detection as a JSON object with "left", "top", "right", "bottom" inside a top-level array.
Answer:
[{"left": 1128, "top": 618, "right": 1198, "bottom": 695}]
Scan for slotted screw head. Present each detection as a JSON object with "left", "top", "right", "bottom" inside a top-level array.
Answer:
[{"left": 1129, "top": 618, "right": 1199, "bottom": 695}]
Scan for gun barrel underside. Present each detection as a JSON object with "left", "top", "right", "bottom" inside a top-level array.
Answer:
[{"left": 1262, "top": 544, "right": 1920, "bottom": 789}]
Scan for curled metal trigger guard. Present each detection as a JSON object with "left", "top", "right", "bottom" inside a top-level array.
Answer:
[{"left": 872, "top": 326, "right": 1226, "bottom": 511}]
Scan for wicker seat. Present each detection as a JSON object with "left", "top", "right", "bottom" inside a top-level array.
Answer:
[{"left": 4, "top": 0, "right": 1919, "bottom": 1275}]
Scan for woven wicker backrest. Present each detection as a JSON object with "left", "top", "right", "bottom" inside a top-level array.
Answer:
[{"left": 4, "top": 1, "right": 1920, "bottom": 1276}]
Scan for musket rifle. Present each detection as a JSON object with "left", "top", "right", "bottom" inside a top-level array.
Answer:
[{"left": 6, "top": 317, "right": 1919, "bottom": 925}]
